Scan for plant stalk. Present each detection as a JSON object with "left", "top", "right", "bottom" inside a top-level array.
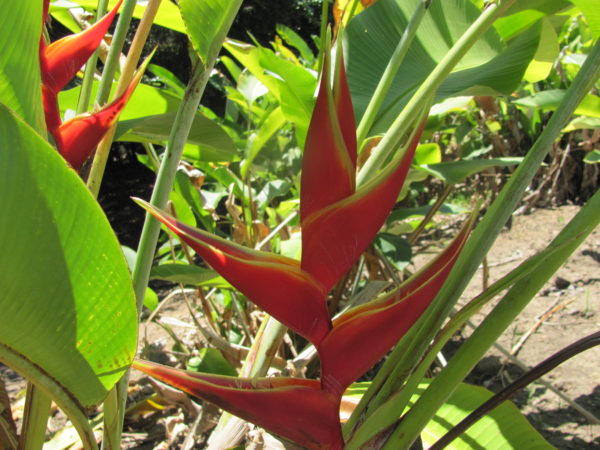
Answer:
[
  {"left": 18, "top": 383, "right": 51, "bottom": 450},
  {"left": 355, "top": 0, "right": 431, "bottom": 147},
  {"left": 76, "top": 0, "right": 110, "bottom": 114},
  {"left": 357, "top": 0, "right": 517, "bottom": 186},
  {"left": 87, "top": 0, "right": 162, "bottom": 197}
]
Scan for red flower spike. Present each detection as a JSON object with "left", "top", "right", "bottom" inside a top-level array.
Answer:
[
  {"left": 133, "top": 360, "right": 344, "bottom": 450},
  {"left": 42, "top": 0, "right": 50, "bottom": 25},
  {"left": 55, "top": 56, "right": 147, "bottom": 169},
  {"left": 135, "top": 199, "right": 333, "bottom": 345},
  {"left": 333, "top": 54, "right": 357, "bottom": 168},
  {"left": 317, "top": 216, "right": 475, "bottom": 395},
  {"left": 301, "top": 122, "right": 426, "bottom": 293},
  {"left": 300, "top": 57, "right": 356, "bottom": 224},
  {"left": 41, "top": 0, "right": 123, "bottom": 95}
]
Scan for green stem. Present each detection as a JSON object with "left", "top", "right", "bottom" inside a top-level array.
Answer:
[
  {"left": 357, "top": 0, "right": 517, "bottom": 186},
  {"left": 94, "top": 0, "right": 138, "bottom": 106},
  {"left": 317, "top": 0, "right": 330, "bottom": 72},
  {"left": 207, "top": 317, "right": 287, "bottom": 449},
  {"left": 19, "top": 383, "right": 51, "bottom": 450},
  {"left": 76, "top": 0, "right": 109, "bottom": 114},
  {"left": 355, "top": 0, "right": 431, "bottom": 147},
  {"left": 388, "top": 186, "right": 600, "bottom": 448}
]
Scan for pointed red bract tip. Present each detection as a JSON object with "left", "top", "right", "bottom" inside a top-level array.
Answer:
[
  {"left": 41, "top": 0, "right": 123, "bottom": 95},
  {"left": 317, "top": 216, "right": 474, "bottom": 395},
  {"left": 333, "top": 54, "right": 356, "bottom": 168},
  {"left": 300, "top": 58, "right": 356, "bottom": 225},
  {"left": 133, "top": 360, "right": 344, "bottom": 450},
  {"left": 301, "top": 122, "right": 425, "bottom": 293},
  {"left": 135, "top": 200, "right": 333, "bottom": 345},
  {"left": 56, "top": 60, "right": 141, "bottom": 169}
]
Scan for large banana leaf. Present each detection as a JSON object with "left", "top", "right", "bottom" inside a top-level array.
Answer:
[
  {"left": 346, "top": 381, "right": 551, "bottom": 449},
  {"left": 0, "top": 1, "right": 44, "bottom": 133},
  {"left": 345, "top": 0, "right": 540, "bottom": 136},
  {"left": 0, "top": 104, "right": 137, "bottom": 407}
]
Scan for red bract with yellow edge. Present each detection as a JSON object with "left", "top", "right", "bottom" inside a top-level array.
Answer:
[{"left": 133, "top": 52, "right": 473, "bottom": 448}]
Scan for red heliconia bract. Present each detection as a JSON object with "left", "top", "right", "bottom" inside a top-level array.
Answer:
[
  {"left": 132, "top": 360, "right": 344, "bottom": 450},
  {"left": 40, "top": 0, "right": 123, "bottom": 137},
  {"left": 133, "top": 50, "right": 473, "bottom": 450},
  {"left": 301, "top": 122, "right": 426, "bottom": 293},
  {"left": 317, "top": 215, "right": 475, "bottom": 395},
  {"left": 135, "top": 199, "right": 333, "bottom": 346},
  {"left": 54, "top": 60, "right": 146, "bottom": 169}
]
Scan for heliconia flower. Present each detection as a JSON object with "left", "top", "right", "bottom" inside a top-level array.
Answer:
[
  {"left": 317, "top": 215, "right": 475, "bottom": 395},
  {"left": 300, "top": 55, "right": 356, "bottom": 224},
  {"left": 132, "top": 359, "right": 344, "bottom": 450},
  {"left": 52, "top": 56, "right": 148, "bottom": 169},
  {"left": 134, "top": 199, "right": 333, "bottom": 346},
  {"left": 40, "top": 0, "right": 123, "bottom": 96},
  {"left": 40, "top": 0, "right": 123, "bottom": 135},
  {"left": 301, "top": 121, "right": 425, "bottom": 294}
]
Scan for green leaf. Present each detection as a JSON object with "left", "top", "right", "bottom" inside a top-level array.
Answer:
[
  {"left": 241, "top": 106, "right": 287, "bottom": 177},
  {"left": 415, "top": 381, "right": 552, "bottom": 448},
  {"left": 150, "top": 263, "right": 227, "bottom": 287},
  {"left": 0, "top": 1, "right": 44, "bottom": 132},
  {"left": 584, "top": 149, "right": 600, "bottom": 164},
  {"left": 388, "top": 203, "right": 470, "bottom": 222},
  {"left": 180, "top": 0, "right": 241, "bottom": 64},
  {"left": 346, "top": 381, "right": 551, "bottom": 449},
  {"left": 513, "top": 89, "right": 600, "bottom": 118},
  {"left": 571, "top": 0, "right": 600, "bottom": 38},
  {"left": 187, "top": 348, "right": 238, "bottom": 377},
  {"left": 59, "top": 81, "right": 182, "bottom": 120},
  {"left": 418, "top": 157, "right": 523, "bottom": 184},
  {"left": 563, "top": 115, "right": 600, "bottom": 131},
  {"left": 414, "top": 143, "right": 442, "bottom": 165},
  {"left": 51, "top": 0, "right": 186, "bottom": 34},
  {"left": 224, "top": 39, "right": 317, "bottom": 145},
  {"left": 276, "top": 25, "right": 315, "bottom": 63},
  {"left": 144, "top": 287, "right": 159, "bottom": 311},
  {"left": 0, "top": 105, "right": 137, "bottom": 407},
  {"left": 374, "top": 233, "right": 412, "bottom": 271},
  {"left": 115, "top": 112, "right": 238, "bottom": 162},
  {"left": 345, "top": 0, "right": 540, "bottom": 135},
  {"left": 523, "top": 18, "right": 560, "bottom": 82}
]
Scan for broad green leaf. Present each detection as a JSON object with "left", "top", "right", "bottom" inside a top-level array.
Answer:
[
  {"left": 563, "top": 115, "right": 600, "bottom": 131},
  {"left": 180, "top": 0, "right": 240, "bottom": 64},
  {"left": 148, "top": 64, "right": 187, "bottom": 97},
  {"left": 0, "top": 104, "right": 137, "bottom": 407},
  {"left": 276, "top": 24, "right": 315, "bottom": 63},
  {"left": 388, "top": 203, "right": 471, "bottom": 223},
  {"left": 187, "top": 348, "right": 238, "bottom": 377},
  {"left": 345, "top": 0, "right": 540, "bottom": 136},
  {"left": 513, "top": 89, "right": 600, "bottom": 118},
  {"left": 0, "top": 1, "right": 44, "bottom": 132},
  {"left": 241, "top": 106, "right": 287, "bottom": 177},
  {"left": 417, "top": 157, "right": 523, "bottom": 184},
  {"left": 584, "top": 149, "right": 600, "bottom": 164},
  {"left": 224, "top": 39, "right": 317, "bottom": 145},
  {"left": 59, "top": 81, "right": 182, "bottom": 120},
  {"left": 523, "top": 18, "right": 560, "bottom": 82},
  {"left": 374, "top": 233, "right": 412, "bottom": 271},
  {"left": 51, "top": 0, "right": 186, "bottom": 34},
  {"left": 494, "top": 1, "right": 571, "bottom": 40},
  {"left": 571, "top": 0, "right": 600, "bottom": 38},
  {"left": 417, "top": 381, "right": 552, "bottom": 448},
  {"left": 115, "top": 112, "right": 238, "bottom": 162},
  {"left": 414, "top": 143, "right": 442, "bottom": 165},
  {"left": 144, "top": 287, "right": 159, "bottom": 311},
  {"left": 150, "top": 263, "right": 227, "bottom": 287},
  {"left": 345, "top": 381, "right": 551, "bottom": 449}
]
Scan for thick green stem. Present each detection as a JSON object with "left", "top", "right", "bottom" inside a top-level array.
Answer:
[
  {"left": 76, "top": 0, "right": 109, "bottom": 114},
  {"left": 207, "top": 317, "right": 287, "bottom": 449},
  {"left": 388, "top": 186, "right": 600, "bottom": 448},
  {"left": 18, "top": 383, "right": 51, "bottom": 450},
  {"left": 357, "top": 0, "right": 517, "bottom": 186},
  {"left": 356, "top": 0, "right": 431, "bottom": 147},
  {"left": 87, "top": 0, "right": 161, "bottom": 197},
  {"left": 94, "top": 0, "right": 138, "bottom": 106}
]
